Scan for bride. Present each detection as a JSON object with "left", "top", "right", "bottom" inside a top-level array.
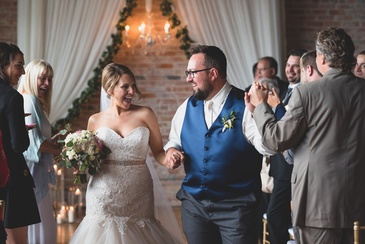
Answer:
[{"left": 70, "top": 63, "right": 184, "bottom": 244}]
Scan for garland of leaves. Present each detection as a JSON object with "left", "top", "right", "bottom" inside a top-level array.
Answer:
[{"left": 54, "top": 0, "right": 193, "bottom": 131}]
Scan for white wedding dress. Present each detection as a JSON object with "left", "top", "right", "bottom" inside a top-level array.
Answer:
[{"left": 70, "top": 126, "right": 183, "bottom": 244}]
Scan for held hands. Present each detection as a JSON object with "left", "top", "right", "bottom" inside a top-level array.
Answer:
[
  {"left": 164, "top": 149, "right": 184, "bottom": 170},
  {"left": 244, "top": 82, "right": 270, "bottom": 113}
]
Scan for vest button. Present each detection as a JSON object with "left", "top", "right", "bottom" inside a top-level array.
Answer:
[
  {"left": 203, "top": 159, "right": 207, "bottom": 163},
  {"left": 202, "top": 172, "right": 207, "bottom": 175},
  {"left": 205, "top": 134, "right": 210, "bottom": 138},
  {"left": 204, "top": 146, "right": 208, "bottom": 151}
]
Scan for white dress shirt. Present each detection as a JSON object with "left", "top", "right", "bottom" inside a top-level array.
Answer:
[{"left": 164, "top": 82, "right": 276, "bottom": 156}]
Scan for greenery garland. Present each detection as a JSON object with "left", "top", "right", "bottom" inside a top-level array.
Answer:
[{"left": 54, "top": 0, "right": 193, "bottom": 131}]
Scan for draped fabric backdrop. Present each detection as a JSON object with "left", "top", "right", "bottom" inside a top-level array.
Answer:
[
  {"left": 175, "top": 0, "right": 285, "bottom": 89},
  {"left": 17, "top": 0, "right": 284, "bottom": 124},
  {"left": 17, "top": 0, "right": 126, "bottom": 124}
]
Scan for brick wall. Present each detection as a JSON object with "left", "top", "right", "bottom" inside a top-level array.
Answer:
[
  {"left": 285, "top": 0, "right": 365, "bottom": 53},
  {"left": 0, "top": 0, "right": 17, "bottom": 42},
  {"left": 1, "top": 0, "right": 365, "bottom": 205}
]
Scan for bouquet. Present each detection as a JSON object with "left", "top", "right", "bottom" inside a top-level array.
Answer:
[{"left": 54, "top": 124, "right": 111, "bottom": 184}]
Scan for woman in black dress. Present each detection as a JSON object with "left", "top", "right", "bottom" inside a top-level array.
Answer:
[{"left": 0, "top": 42, "right": 40, "bottom": 244}]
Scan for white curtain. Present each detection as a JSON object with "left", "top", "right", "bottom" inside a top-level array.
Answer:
[
  {"left": 175, "top": 0, "right": 286, "bottom": 89},
  {"left": 17, "top": 0, "right": 126, "bottom": 124}
]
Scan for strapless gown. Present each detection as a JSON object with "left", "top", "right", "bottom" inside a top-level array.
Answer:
[{"left": 70, "top": 127, "right": 182, "bottom": 244}]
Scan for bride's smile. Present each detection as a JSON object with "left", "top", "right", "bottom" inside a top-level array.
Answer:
[{"left": 111, "top": 74, "right": 136, "bottom": 110}]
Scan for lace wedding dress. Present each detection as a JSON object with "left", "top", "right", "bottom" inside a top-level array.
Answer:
[{"left": 70, "top": 126, "right": 182, "bottom": 244}]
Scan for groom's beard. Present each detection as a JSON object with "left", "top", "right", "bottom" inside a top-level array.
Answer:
[{"left": 193, "top": 81, "right": 213, "bottom": 100}]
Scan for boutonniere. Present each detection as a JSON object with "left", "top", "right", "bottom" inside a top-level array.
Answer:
[{"left": 221, "top": 111, "right": 237, "bottom": 132}]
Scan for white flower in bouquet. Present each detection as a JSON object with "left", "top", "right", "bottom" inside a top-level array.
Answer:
[{"left": 54, "top": 124, "right": 111, "bottom": 184}]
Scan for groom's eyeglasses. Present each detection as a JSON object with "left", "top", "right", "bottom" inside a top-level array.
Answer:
[{"left": 185, "top": 68, "right": 212, "bottom": 78}]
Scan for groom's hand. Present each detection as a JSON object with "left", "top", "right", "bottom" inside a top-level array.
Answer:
[{"left": 164, "top": 148, "right": 184, "bottom": 170}]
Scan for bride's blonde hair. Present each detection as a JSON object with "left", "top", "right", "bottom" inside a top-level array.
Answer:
[{"left": 102, "top": 63, "right": 142, "bottom": 100}]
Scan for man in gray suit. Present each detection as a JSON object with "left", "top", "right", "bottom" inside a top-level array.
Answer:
[{"left": 246, "top": 27, "right": 365, "bottom": 243}]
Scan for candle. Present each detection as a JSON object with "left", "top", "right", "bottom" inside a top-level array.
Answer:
[
  {"left": 60, "top": 205, "right": 67, "bottom": 221},
  {"left": 59, "top": 170, "right": 65, "bottom": 206},
  {"left": 164, "top": 22, "right": 170, "bottom": 34},
  {"left": 138, "top": 22, "right": 146, "bottom": 35},
  {"left": 125, "top": 25, "right": 130, "bottom": 37},
  {"left": 68, "top": 187, "right": 75, "bottom": 206},
  {"left": 75, "top": 188, "right": 82, "bottom": 215},
  {"left": 68, "top": 206, "right": 75, "bottom": 223},
  {"left": 57, "top": 214, "right": 62, "bottom": 224},
  {"left": 145, "top": 0, "right": 152, "bottom": 13}
]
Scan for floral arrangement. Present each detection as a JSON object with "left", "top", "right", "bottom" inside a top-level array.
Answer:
[
  {"left": 54, "top": 124, "right": 111, "bottom": 184},
  {"left": 221, "top": 111, "right": 237, "bottom": 132}
]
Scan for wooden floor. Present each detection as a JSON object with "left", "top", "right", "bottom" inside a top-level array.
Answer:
[{"left": 56, "top": 206, "right": 186, "bottom": 244}]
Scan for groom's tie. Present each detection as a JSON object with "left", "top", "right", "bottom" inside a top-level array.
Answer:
[{"left": 207, "top": 101, "right": 214, "bottom": 128}]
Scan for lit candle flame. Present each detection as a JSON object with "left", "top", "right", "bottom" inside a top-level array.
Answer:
[
  {"left": 138, "top": 22, "right": 146, "bottom": 35},
  {"left": 75, "top": 188, "right": 81, "bottom": 195},
  {"left": 164, "top": 22, "right": 170, "bottom": 34}
]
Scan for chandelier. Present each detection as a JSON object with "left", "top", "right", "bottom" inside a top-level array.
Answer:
[{"left": 124, "top": 0, "right": 171, "bottom": 55}]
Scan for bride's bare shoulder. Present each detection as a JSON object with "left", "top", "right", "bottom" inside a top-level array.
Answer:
[{"left": 88, "top": 111, "right": 109, "bottom": 130}]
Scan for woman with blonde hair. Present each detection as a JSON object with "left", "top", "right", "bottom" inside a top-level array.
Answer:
[{"left": 18, "top": 59, "right": 60, "bottom": 244}]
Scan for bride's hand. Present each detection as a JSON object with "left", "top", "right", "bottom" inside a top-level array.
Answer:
[{"left": 164, "top": 149, "right": 184, "bottom": 170}]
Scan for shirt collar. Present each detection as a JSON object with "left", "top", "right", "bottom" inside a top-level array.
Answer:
[
  {"left": 288, "top": 83, "right": 300, "bottom": 89},
  {"left": 205, "top": 82, "right": 232, "bottom": 106}
]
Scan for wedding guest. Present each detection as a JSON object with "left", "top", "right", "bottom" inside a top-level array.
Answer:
[
  {"left": 284, "top": 50, "right": 322, "bottom": 165},
  {"left": 247, "top": 27, "right": 365, "bottom": 243},
  {"left": 354, "top": 50, "right": 365, "bottom": 79},
  {"left": 300, "top": 50, "right": 323, "bottom": 83},
  {"left": 264, "top": 48, "right": 306, "bottom": 244},
  {"left": 0, "top": 42, "right": 40, "bottom": 244},
  {"left": 165, "top": 45, "right": 275, "bottom": 244},
  {"left": 256, "top": 56, "right": 288, "bottom": 100},
  {"left": 18, "top": 59, "right": 61, "bottom": 244}
]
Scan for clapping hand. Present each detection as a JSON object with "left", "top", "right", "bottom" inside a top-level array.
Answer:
[
  {"left": 244, "top": 82, "right": 270, "bottom": 113},
  {"left": 267, "top": 88, "right": 282, "bottom": 108}
]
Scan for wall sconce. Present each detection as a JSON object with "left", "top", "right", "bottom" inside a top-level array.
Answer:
[{"left": 124, "top": 0, "right": 171, "bottom": 55}]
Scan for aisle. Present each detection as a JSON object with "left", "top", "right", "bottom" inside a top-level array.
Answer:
[{"left": 56, "top": 206, "right": 185, "bottom": 244}]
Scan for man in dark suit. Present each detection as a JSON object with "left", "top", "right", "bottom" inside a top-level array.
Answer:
[
  {"left": 248, "top": 27, "right": 365, "bottom": 243},
  {"left": 265, "top": 49, "right": 306, "bottom": 244}
]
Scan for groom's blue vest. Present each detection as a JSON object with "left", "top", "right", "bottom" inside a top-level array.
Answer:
[{"left": 181, "top": 87, "right": 262, "bottom": 201}]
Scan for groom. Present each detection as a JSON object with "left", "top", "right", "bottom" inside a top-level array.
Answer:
[{"left": 164, "top": 45, "right": 271, "bottom": 244}]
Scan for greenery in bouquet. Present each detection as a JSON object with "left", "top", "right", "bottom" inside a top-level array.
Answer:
[{"left": 54, "top": 124, "right": 111, "bottom": 184}]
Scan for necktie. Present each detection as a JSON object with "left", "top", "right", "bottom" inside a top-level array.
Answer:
[
  {"left": 282, "top": 88, "right": 292, "bottom": 105},
  {"left": 208, "top": 101, "right": 214, "bottom": 128},
  {"left": 205, "top": 101, "right": 213, "bottom": 129}
]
